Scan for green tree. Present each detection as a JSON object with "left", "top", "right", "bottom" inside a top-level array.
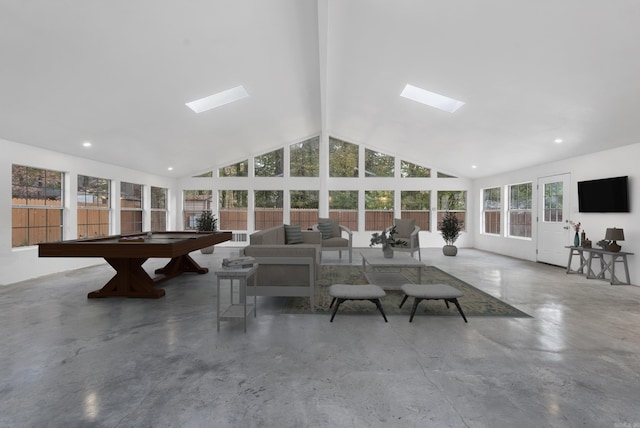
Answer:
[
  {"left": 255, "top": 190, "right": 283, "bottom": 208},
  {"left": 290, "top": 137, "right": 319, "bottom": 177},
  {"left": 290, "top": 190, "right": 319, "bottom": 209},
  {"left": 401, "top": 191, "right": 430, "bottom": 210},
  {"left": 401, "top": 160, "right": 430, "bottom": 178},
  {"left": 365, "top": 190, "right": 394, "bottom": 210},
  {"left": 329, "top": 191, "right": 358, "bottom": 209},
  {"left": 438, "top": 191, "right": 467, "bottom": 210},
  {"left": 365, "top": 149, "right": 394, "bottom": 177},
  {"left": 219, "top": 160, "right": 248, "bottom": 177},
  {"left": 329, "top": 137, "right": 359, "bottom": 177},
  {"left": 255, "top": 149, "right": 284, "bottom": 177}
]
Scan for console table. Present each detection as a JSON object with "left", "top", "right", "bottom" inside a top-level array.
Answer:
[{"left": 566, "top": 246, "right": 634, "bottom": 285}]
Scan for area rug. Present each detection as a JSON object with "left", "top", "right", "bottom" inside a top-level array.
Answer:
[{"left": 283, "top": 265, "right": 531, "bottom": 318}]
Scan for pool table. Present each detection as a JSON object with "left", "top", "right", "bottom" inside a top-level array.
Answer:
[{"left": 38, "top": 231, "right": 232, "bottom": 299}]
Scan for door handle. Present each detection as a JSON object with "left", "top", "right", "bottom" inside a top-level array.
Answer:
[{"left": 563, "top": 226, "right": 569, "bottom": 230}]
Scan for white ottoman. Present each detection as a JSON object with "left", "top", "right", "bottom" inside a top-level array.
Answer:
[
  {"left": 399, "top": 283, "right": 467, "bottom": 323},
  {"left": 328, "top": 284, "right": 388, "bottom": 322}
]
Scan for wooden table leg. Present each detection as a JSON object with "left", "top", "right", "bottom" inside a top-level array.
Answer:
[
  {"left": 155, "top": 254, "right": 209, "bottom": 277},
  {"left": 88, "top": 258, "right": 165, "bottom": 299}
]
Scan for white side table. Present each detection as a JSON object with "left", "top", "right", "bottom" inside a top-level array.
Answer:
[{"left": 215, "top": 264, "right": 257, "bottom": 332}]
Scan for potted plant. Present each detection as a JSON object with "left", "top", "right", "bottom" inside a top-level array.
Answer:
[
  {"left": 440, "top": 211, "right": 462, "bottom": 256},
  {"left": 370, "top": 225, "right": 407, "bottom": 258},
  {"left": 196, "top": 210, "right": 218, "bottom": 254}
]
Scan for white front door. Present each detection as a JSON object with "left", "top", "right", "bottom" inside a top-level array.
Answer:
[{"left": 537, "top": 173, "right": 571, "bottom": 266}]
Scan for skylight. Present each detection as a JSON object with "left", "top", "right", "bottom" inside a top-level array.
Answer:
[
  {"left": 400, "top": 84, "right": 465, "bottom": 113},
  {"left": 186, "top": 85, "right": 249, "bottom": 113}
]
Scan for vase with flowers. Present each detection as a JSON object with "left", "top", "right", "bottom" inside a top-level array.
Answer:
[
  {"left": 370, "top": 225, "right": 407, "bottom": 258},
  {"left": 569, "top": 221, "right": 581, "bottom": 247}
]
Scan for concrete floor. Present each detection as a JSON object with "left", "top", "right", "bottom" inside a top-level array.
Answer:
[{"left": 1, "top": 248, "right": 639, "bottom": 428}]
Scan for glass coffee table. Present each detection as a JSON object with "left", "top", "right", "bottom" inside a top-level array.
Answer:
[{"left": 360, "top": 251, "right": 425, "bottom": 290}]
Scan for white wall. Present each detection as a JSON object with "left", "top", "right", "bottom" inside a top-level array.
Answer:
[
  {"left": 473, "top": 142, "right": 640, "bottom": 285},
  {"left": 0, "top": 139, "right": 178, "bottom": 285}
]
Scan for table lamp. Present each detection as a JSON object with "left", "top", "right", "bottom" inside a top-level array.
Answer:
[{"left": 605, "top": 227, "right": 625, "bottom": 252}]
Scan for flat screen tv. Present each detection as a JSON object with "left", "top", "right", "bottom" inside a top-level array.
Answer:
[{"left": 577, "top": 176, "right": 630, "bottom": 213}]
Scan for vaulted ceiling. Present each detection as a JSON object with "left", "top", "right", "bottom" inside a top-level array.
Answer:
[{"left": 2, "top": 1, "right": 639, "bottom": 179}]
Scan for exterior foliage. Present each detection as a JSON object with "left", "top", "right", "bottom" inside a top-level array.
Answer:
[
  {"left": 329, "top": 138, "right": 359, "bottom": 177},
  {"left": 290, "top": 137, "right": 319, "bottom": 177}
]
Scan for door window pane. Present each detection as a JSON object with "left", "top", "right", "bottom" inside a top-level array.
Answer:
[{"left": 544, "top": 182, "right": 563, "bottom": 222}]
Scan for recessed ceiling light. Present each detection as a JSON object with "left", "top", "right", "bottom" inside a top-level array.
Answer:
[
  {"left": 400, "top": 84, "right": 465, "bottom": 113},
  {"left": 83, "top": 141, "right": 92, "bottom": 147},
  {"left": 554, "top": 138, "right": 563, "bottom": 144},
  {"left": 186, "top": 85, "right": 249, "bottom": 113},
  {"left": 472, "top": 165, "right": 477, "bottom": 169},
  {"left": 167, "top": 167, "right": 173, "bottom": 171}
]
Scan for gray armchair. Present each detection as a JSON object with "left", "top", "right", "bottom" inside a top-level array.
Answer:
[
  {"left": 391, "top": 218, "right": 421, "bottom": 260},
  {"left": 313, "top": 217, "right": 353, "bottom": 263}
]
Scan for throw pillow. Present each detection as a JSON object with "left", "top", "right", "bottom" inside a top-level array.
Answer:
[
  {"left": 284, "top": 224, "right": 304, "bottom": 245},
  {"left": 394, "top": 218, "right": 415, "bottom": 238},
  {"left": 317, "top": 219, "right": 334, "bottom": 240}
]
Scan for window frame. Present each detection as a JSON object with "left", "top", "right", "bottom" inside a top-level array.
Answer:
[
  {"left": 482, "top": 187, "right": 501, "bottom": 236},
  {"left": 11, "top": 165, "right": 64, "bottom": 247},
  {"left": 183, "top": 190, "right": 212, "bottom": 230},
  {"left": 77, "top": 174, "right": 110, "bottom": 239},
  {"left": 364, "top": 190, "right": 394, "bottom": 231},
  {"left": 329, "top": 190, "right": 359, "bottom": 232},
  {"left": 219, "top": 190, "right": 248, "bottom": 230},
  {"left": 150, "top": 186, "right": 168, "bottom": 232},
  {"left": 400, "top": 190, "right": 430, "bottom": 232},
  {"left": 120, "top": 181, "right": 143, "bottom": 234},
  {"left": 507, "top": 182, "right": 533, "bottom": 239},
  {"left": 436, "top": 191, "right": 467, "bottom": 232}
]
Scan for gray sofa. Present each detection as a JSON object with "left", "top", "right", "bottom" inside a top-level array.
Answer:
[{"left": 242, "top": 225, "right": 321, "bottom": 310}]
